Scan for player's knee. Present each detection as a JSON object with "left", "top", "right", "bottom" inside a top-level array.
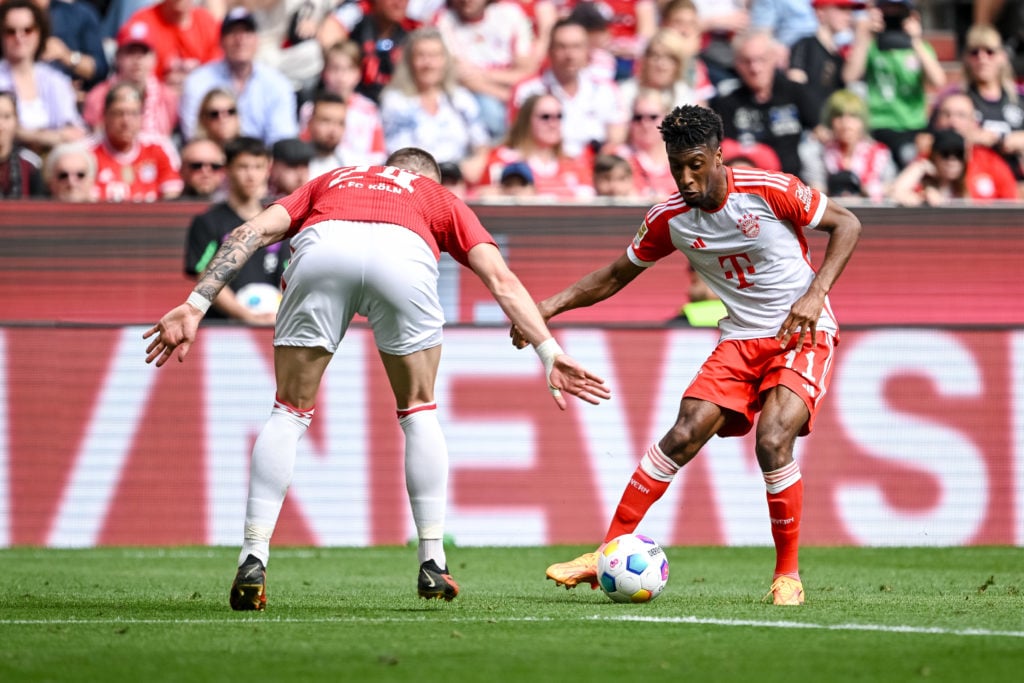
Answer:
[{"left": 755, "top": 431, "right": 795, "bottom": 470}]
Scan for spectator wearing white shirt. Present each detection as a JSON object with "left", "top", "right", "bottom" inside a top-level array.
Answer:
[
  {"left": 511, "top": 17, "right": 628, "bottom": 158},
  {"left": 433, "top": 0, "right": 537, "bottom": 142},
  {"left": 380, "top": 27, "right": 490, "bottom": 184}
]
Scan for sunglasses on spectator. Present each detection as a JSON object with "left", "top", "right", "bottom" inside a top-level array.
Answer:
[
  {"left": 632, "top": 113, "right": 661, "bottom": 122},
  {"left": 186, "top": 161, "right": 225, "bottom": 171},
  {"left": 203, "top": 107, "right": 238, "bottom": 119},
  {"left": 936, "top": 150, "right": 964, "bottom": 160},
  {"left": 56, "top": 170, "right": 87, "bottom": 181},
  {"left": 968, "top": 47, "right": 998, "bottom": 57},
  {"left": 3, "top": 25, "right": 37, "bottom": 37},
  {"left": 535, "top": 112, "right": 562, "bottom": 121}
]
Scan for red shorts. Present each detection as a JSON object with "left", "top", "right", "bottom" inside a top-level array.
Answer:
[{"left": 683, "top": 332, "right": 837, "bottom": 438}]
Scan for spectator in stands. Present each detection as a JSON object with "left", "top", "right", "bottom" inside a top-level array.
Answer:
[
  {"left": 39, "top": 0, "right": 108, "bottom": 93},
  {"left": 787, "top": 0, "right": 864, "bottom": 121},
  {"left": 610, "top": 87, "right": 676, "bottom": 199},
  {"left": 268, "top": 136, "right": 314, "bottom": 198},
  {"left": 512, "top": 17, "right": 628, "bottom": 158},
  {"left": 566, "top": 1, "right": 617, "bottom": 84},
  {"left": 250, "top": 0, "right": 345, "bottom": 95},
  {"left": 915, "top": 89, "right": 1019, "bottom": 200},
  {"left": 438, "top": 159, "right": 467, "bottom": 198},
  {"left": 0, "top": 0, "right": 85, "bottom": 154},
  {"left": 592, "top": 153, "right": 638, "bottom": 199},
  {"left": 184, "top": 135, "right": 288, "bottom": 325},
  {"left": 692, "top": 0, "right": 751, "bottom": 86},
  {"left": 583, "top": 0, "right": 659, "bottom": 81},
  {"left": 842, "top": 0, "right": 945, "bottom": 168},
  {"left": 305, "top": 91, "right": 348, "bottom": 178},
  {"left": 710, "top": 30, "right": 819, "bottom": 178},
  {"left": 0, "top": 89, "right": 43, "bottom": 197},
  {"left": 477, "top": 92, "right": 595, "bottom": 200},
  {"left": 497, "top": 160, "right": 536, "bottom": 199},
  {"left": 432, "top": 0, "right": 537, "bottom": 142},
  {"left": 749, "top": 0, "right": 819, "bottom": 49},
  {"left": 299, "top": 40, "right": 386, "bottom": 166},
  {"left": 180, "top": 8, "right": 299, "bottom": 146},
  {"left": 799, "top": 88, "right": 896, "bottom": 201},
  {"left": 82, "top": 22, "right": 179, "bottom": 138},
  {"left": 42, "top": 140, "right": 96, "bottom": 201},
  {"left": 961, "top": 23, "right": 1024, "bottom": 183},
  {"left": 348, "top": 0, "right": 419, "bottom": 104},
  {"left": 177, "top": 138, "right": 226, "bottom": 201},
  {"left": 619, "top": 27, "right": 713, "bottom": 112},
  {"left": 92, "top": 82, "right": 182, "bottom": 202},
  {"left": 380, "top": 27, "right": 490, "bottom": 184},
  {"left": 117, "top": 0, "right": 223, "bottom": 93},
  {"left": 192, "top": 87, "right": 241, "bottom": 149},
  {"left": 889, "top": 129, "right": 977, "bottom": 205}
]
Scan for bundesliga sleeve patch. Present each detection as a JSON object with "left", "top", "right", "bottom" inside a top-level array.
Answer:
[{"left": 632, "top": 222, "right": 649, "bottom": 249}]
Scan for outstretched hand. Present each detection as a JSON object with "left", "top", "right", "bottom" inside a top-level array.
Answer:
[
  {"left": 546, "top": 355, "right": 611, "bottom": 410},
  {"left": 143, "top": 303, "right": 203, "bottom": 367}
]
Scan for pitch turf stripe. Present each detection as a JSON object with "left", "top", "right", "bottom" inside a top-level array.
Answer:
[{"left": 2, "top": 615, "right": 1022, "bottom": 638}]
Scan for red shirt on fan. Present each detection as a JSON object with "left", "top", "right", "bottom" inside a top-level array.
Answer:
[
  {"left": 274, "top": 165, "right": 496, "bottom": 265},
  {"left": 92, "top": 133, "right": 182, "bottom": 202}
]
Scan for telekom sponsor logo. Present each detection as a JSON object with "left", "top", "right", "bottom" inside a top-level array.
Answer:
[{"left": 1, "top": 327, "right": 1023, "bottom": 547}]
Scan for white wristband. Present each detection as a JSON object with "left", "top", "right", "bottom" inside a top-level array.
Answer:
[
  {"left": 186, "top": 291, "right": 212, "bottom": 314},
  {"left": 534, "top": 337, "right": 564, "bottom": 376}
]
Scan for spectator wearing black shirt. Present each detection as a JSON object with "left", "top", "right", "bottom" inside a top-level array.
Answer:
[
  {"left": 787, "top": 0, "right": 865, "bottom": 121},
  {"left": 184, "top": 136, "right": 288, "bottom": 324},
  {"left": 710, "top": 30, "right": 818, "bottom": 178}
]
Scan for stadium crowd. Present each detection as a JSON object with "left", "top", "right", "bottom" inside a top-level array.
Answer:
[{"left": 1, "top": 0, "right": 1022, "bottom": 206}]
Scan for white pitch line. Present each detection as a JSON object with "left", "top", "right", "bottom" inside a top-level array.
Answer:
[{"left": 1, "top": 614, "right": 1021, "bottom": 638}]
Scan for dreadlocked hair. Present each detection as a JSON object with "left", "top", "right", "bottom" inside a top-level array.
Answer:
[{"left": 659, "top": 105, "right": 724, "bottom": 152}]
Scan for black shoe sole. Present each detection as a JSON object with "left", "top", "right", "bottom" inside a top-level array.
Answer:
[{"left": 229, "top": 582, "right": 267, "bottom": 611}]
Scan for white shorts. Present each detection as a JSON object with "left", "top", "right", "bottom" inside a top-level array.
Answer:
[{"left": 274, "top": 220, "right": 444, "bottom": 355}]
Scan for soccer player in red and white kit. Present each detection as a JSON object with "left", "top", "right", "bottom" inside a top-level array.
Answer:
[
  {"left": 516, "top": 105, "right": 861, "bottom": 605},
  {"left": 144, "top": 147, "right": 610, "bottom": 610}
]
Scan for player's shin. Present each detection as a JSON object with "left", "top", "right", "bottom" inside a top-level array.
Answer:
[
  {"left": 764, "top": 460, "right": 803, "bottom": 579},
  {"left": 398, "top": 404, "right": 449, "bottom": 567},
  {"left": 604, "top": 444, "right": 678, "bottom": 543},
  {"left": 238, "top": 398, "right": 314, "bottom": 567}
]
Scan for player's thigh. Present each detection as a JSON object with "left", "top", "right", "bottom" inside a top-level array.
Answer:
[
  {"left": 362, "top": 224, "right": 444, "bottom": 356},
  {"left": 378, "top": 345, "right": 442, "bottom": 408},
  {"left": 274, "top": 345, "right": 333, "bottom": 409},
  {"left": 274, "top": 223, "right": 363, "bottom": 353}
]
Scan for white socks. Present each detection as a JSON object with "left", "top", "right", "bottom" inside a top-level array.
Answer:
[
  {"left": 398, "top": 404, "right": 448, "bottom": 568},
  {"left": 238, "top": 400, "right": 313, "bottom": 568}
]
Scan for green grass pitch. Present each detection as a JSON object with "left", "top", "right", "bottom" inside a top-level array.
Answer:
[{"left": 1, "top": 546, "right": 1022, "bottom": 682}]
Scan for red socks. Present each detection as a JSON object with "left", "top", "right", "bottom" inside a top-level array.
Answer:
[{"left": 764, "top": 461, "right": 803, "bottom": 579}]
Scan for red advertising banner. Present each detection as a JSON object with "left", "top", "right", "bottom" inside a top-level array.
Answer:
[
  {"left": 2, "top": 201, "right": 1023, "bottom": 326},
  {"left": 2, "top": 326, "right": 1021, "bottom": 548}
]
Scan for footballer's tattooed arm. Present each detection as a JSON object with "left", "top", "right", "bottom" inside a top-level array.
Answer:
[
  {"left": 193, "top": 221, "right": 265, "bottom": 303},
  {"left": 143, "top": 204, "right": 293, "bottom": 366}
]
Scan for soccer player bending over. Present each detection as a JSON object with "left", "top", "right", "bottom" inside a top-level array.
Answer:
[
  {"left": 145, "top": 147, "right": 611, "bottom": 610},
  {"left": 513, "top": 105, "right": 861, "bottom": 605}
]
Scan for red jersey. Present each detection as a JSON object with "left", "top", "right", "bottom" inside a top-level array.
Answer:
[
  {"left": 92, "top": 134, "right": 182, "bottom": 202},
  {"left": 275, "top": 165, "right": 496, "bottom": 266},
  {"left": 966, "top": 146, "right": 1018, "bottom": 200},
  {"left": 118, "top": 6, "right": 223, "bottom": 84}
]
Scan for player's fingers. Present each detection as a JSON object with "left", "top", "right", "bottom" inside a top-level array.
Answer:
[
  {"left": 142, "top": 324, "right": 159, "bottom": 340},
  {"left": 548, "top": 384, "right": 566, "bottom": 410},
  {"left": 177, "top": 340, "right": 192, "bottom": 363}
]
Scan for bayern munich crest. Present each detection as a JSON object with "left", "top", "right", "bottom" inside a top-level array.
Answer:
[{"left": 737, "top": 213, "right": 760, "bottom": 238}]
